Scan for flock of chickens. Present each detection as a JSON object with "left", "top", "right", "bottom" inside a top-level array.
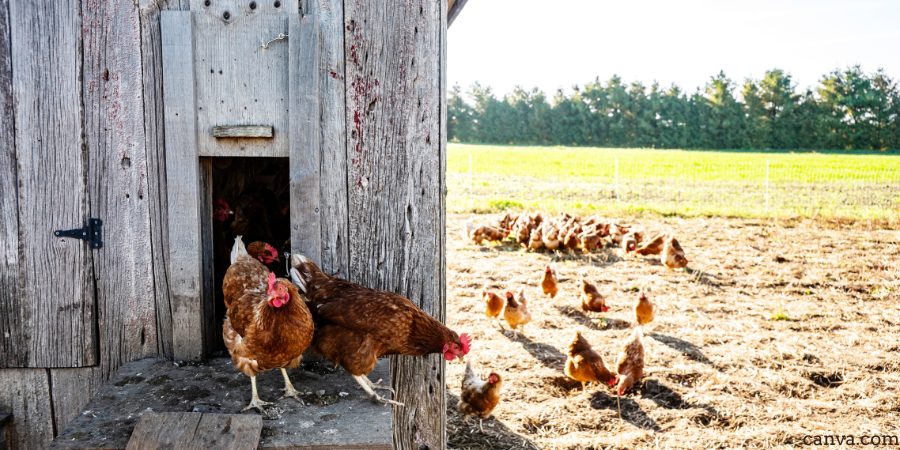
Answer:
[
  {"left": 215, "top": 203, "right": 691, "bottom": 438},
  {"left": 466, "top": 210, "right": 689, "bottom": 270},
  {"left": 454, "top": 211, "right": 693, "bottom": 432}
]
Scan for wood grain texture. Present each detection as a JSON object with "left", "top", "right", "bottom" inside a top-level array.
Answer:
[
  {"left": 198, "top": 160, "right": 216, "bottom": 357},
  {"left": 312, "top": 0, "right": 349, "bottom": 277},
  {"left": 9, "top": 0, "right": 97, "bottom": 368},
  {"left": 138, "top": 0, "right": 191, "bottom": 361},
  {"left": 192, "top": 2, "right": 295, "bottom": 158},
  {"left": 83, "top": 0, "right": 160, "bottom": 381},
  {"left": 0, "top": 0, "right": 24, "bottom": 368},
  {"left": 343, "top": 0, "right": 446, "bottom": 448},
  {"left": 212, "top": 125, "right": 274, "bottom": 138},
  {"left": 49, "top": 368, "right": 103, "bottom": 435},
  {"left": 161, "top": 10, "right": 204, "bottom": 361},
  {"left": 288, "top": 12, "right": 321, "bottom": 265},
  {"left": 0, "top": 369, "right": 54, "bottom": 450},
  {"left": 126, "top": 412, "right": 262, "bottom": 450}
]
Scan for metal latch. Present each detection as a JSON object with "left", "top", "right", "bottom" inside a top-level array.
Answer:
[{"left": 54, "top": 218, "right": 103, "bottom": 249}]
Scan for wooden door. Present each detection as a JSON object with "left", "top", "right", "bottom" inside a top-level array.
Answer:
[{"left": 0, "top": 0, "right": 97, "bottom": 368}]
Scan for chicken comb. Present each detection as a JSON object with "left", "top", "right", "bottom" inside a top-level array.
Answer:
[{"left": 459, "top": 333, "right": 472, "bottom": 354}]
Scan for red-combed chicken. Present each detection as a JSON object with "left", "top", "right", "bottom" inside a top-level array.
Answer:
[
  {"left": 290, "top": 254, "right": 471, "bottom": 406},
  {"left": 541, "top": 226, "right": 560, "bottom": 251},
  {"left": 634, "top": 291, "right": 654, "bottom": 325},
  {"left": 246, "top": 241, "right": 287, "bottom": 278},
  {"left": 482, "top": 284, "right": 505, "bottom": 329},
  {"left": 540, "top": 264, "right": 558, "bottom": 299},
  {"left": 502, "top": 289, "right": 532, "bottom": 337},
  {"left": 610, "top": 327, "right": 645, "bottom": 395},
  {"left": 580, "top": 279, "right": 608, "bottom": 313},
  {"left": 222, "top": 237, "right": 314, "bottom": 412},
  {"left": 214, "top": 199, "right": 234, "bottom": 222},
  {"left": 565, "top": 331, "right": 614, "bottom": 391},
  {"left": 457, "top": 359, "right": 503, "bottom": 432},
  {"left": 663, "top": 236, "right": 689, "bottom": 270},
  {"left": 622, "top": 232, "right": 638, "bottom": 254}
]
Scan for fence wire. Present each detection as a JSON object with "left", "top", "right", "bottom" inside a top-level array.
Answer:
[{"left": 448, "top": 147, "right": 900, "bottom": 219}]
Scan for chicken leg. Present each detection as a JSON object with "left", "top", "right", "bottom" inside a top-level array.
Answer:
[
  {"left": 352, "top": 375, "right": 404, "bottom": 407},
  {"left": 280, "top": 368, "right": 305, "bottom": 403},
  {"left": 242, "top": 376, "right": 273, "bottom": 413}
]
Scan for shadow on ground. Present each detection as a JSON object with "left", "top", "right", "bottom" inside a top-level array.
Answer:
[{"left": 447, "top": 391, "right": 540, "bottom": 450}]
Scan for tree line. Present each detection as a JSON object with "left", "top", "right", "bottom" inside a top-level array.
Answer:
[{"left": 448, "top": 66, "right": 900, "bottom": 150}]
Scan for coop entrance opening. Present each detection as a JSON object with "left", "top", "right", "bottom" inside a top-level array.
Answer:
[{"left": 209, "top": 156, "right": 291, "bottom": 352}]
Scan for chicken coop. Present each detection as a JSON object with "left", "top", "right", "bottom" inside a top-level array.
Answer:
[{"left": 0, "top": 0, "right": 466, "bottom": 449}]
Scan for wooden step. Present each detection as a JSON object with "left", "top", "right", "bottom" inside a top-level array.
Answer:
[
  {"left": 49, "top": 357, "right": 392, "bottom": 450},
  {"left": 126, "top": 412, "right": 262, "bottom": 450}
]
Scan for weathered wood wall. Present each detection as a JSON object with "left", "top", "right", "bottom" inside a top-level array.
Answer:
[
  {"left": 0, "top": 0, "right": 448, "bottom": 448},
  {"left": 341, "top": 0, "right": 447, "bottom": 448}
]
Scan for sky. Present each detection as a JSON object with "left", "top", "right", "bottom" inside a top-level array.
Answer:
[{"left": 447, "top": 0, "right": 900, "bottom": 100}]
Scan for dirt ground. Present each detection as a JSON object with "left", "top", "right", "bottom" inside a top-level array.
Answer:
[{"left": 443, "top": 214, "right": 900, "bottom": 450}]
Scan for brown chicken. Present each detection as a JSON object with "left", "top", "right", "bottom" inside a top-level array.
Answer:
[
  {"left": 634, "top": 291, "right": 654, "bottom": 325},
  {"left": 609, "top": 223, "right": 630, "bottom": 245},
  {"left": 222, "top": 237, "right": 314, "bottom": 412},
  {"left": 565, "top": 331, "right": 614, "bottom": 391},
  {"left": 465, "top": 220, "right": 508, "bottom": 245},
  {"left": 482, "top": 284, "right": 505, "bottom": 329},
  {"left": 622, "top": 232, "right": 638, "bottom": 253},
  {"left": 580, "top": 279, "right": 609, "bottom": 313},
  {"left": 457, "top": 359, "right": 503, "bottom": 432},
  {"left": 562, "top": 229, "right": 580, "bottom": 250},
  {"left": 528, "top": 227, "right": 544, "bottom": 250},
  {"left": 541, "top": 225, "right": 560, "bottom": 251},
  {"left": 540, "top": 264, "right": 558, "bottom": 299},
  {"left": 610, "top": 327, "right": 645, "bottom": 395},
  {"left": 290, "top": 254, "right": 471, "bottom": 406},
  {"left": 663, "top": 236, "right": 689, "bottom": 270},
  {"left": 502, "top": 289, "right": 532, "bottom": 337},
  {"left": 635, "top": 234, "right": 666, "bottom": 256},
  {"left": 580, "top": 231, "right": 603, "bottom": 252},
  {"left": 246, "top": 241, "right": 286, "bottom": 277}
]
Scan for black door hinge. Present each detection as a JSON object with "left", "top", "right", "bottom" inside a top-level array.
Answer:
[{"left": 54, "top": 218, "right": 103, "bottom": 249}]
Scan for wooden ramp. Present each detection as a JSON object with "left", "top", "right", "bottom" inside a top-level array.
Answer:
[
  {"left": 126, "top": 413, "right": 261, "bottom": 450},
  {"left": 49, "top": 358, "right": 392, "bottom": 450}
]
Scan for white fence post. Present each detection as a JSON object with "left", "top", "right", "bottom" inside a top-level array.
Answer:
[
  {"left": 615, "top": 155, "right": 620, "bottom": 209},
  {"left": 765, "top": 158, "right": 770, "bottom": 216},
  {"left": 468, "top": 150, "right": 473, "bottom": 203}
]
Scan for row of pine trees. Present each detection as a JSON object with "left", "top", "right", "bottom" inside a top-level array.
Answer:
[{"left": 448, "top": 66, "right": 900, "bottom": 150}]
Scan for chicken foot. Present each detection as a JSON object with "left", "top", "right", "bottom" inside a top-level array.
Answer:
[
  {"left": 279, "top": 368, "right": 305, "bottom": 404},
  {"left": 352, "top": 375, "right": 404, "bottom": 407},
  {"left": 367, "top": 378, "right": 396, "bottom": 394},
  {"left": 242, "top": 376, "right": 273, "bottom": 413}
]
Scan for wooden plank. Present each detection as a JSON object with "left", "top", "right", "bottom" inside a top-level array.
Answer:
[
  {"left": 343, "top": 0, "right": 446, "bottom": 449},
  {"left": 192, "top": 2, "right": 296, "bottom": 158},
  {"left": 0, "top": 369, "right": 54, "bottom": 450},
  {"left": 0, "top": 0, "right": 24, "bottom": 368},
  {"left": 82, "top": 0, "right": 160, "bottom": 381},
  {"left": 138, "top": 0, "right": 190, "bottom": 361},
  {"left": 198, "top": 159, "right": 217, "bottom": 357},
  {"left": 49, "top": 368, "right": 103, "bottom": 435},
  {"left": 312, "top": 0, "right": 349, "bottom": 277},
  {"left": 161, "top": 10, "right": 204, "bottom": 361},
  {"left": 289, "top": 12, "right": 321, "bottom": 265},
  {"left": 9, "top": 0, "right": 97, "bottom": 368},
  {"left": 126, "top": 412, "right": 262, "bottom": 450},
  {"left": 212, "top": 126, "right": 274, "bottom": 138}
]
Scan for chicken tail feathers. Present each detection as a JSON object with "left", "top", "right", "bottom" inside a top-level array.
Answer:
[
  {"left": 289, "top": 253, "right": 326, "bottom": 290},
  {"left": 290, "top": 267, "right": 307, "bottom": 293},
  {"left": 231, "top": 236, "right": 249, "bottom": 264}
]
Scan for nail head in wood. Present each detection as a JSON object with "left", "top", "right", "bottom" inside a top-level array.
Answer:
[{"left": 212, "top": 125, "right": 274, "bottom": 138}]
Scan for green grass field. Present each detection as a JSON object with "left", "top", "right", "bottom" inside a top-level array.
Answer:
[{"left": 447, "top": 143, "right": 900, "bottom": 218}]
